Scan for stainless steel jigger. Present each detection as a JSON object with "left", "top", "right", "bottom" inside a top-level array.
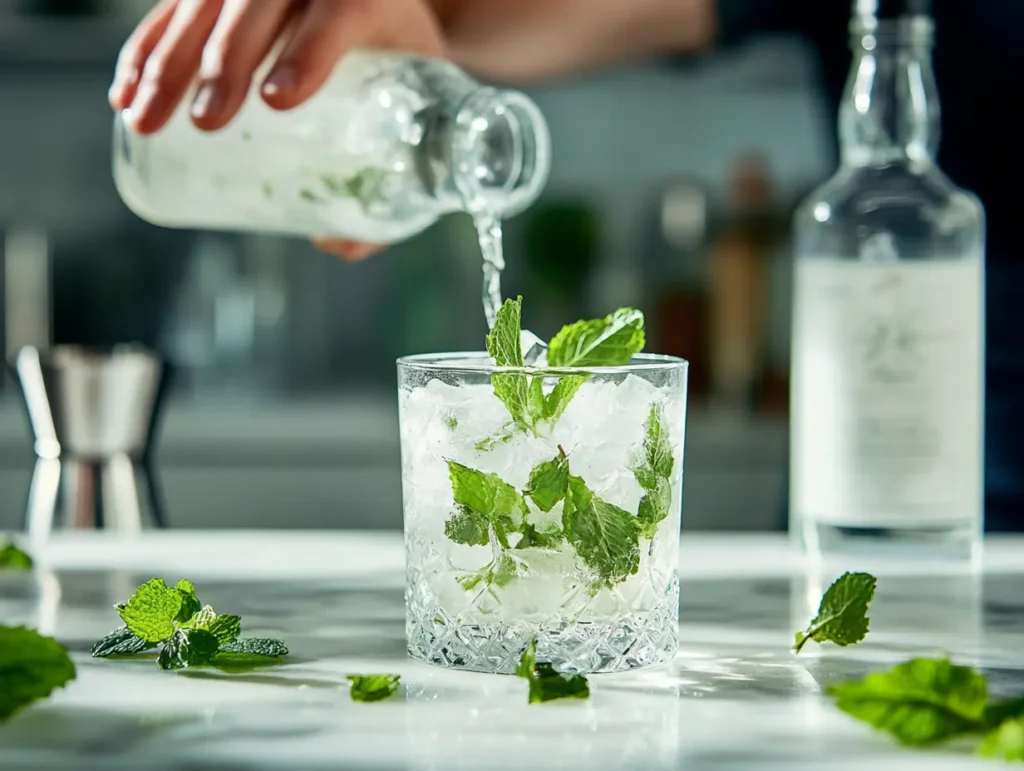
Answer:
[{"left": 11, "top": 346, "right": 169, "bottom": 544}]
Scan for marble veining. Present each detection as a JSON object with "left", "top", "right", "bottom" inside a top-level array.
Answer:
[{"left": 1, "top": 532, "right": 1023, "bottom": 770}]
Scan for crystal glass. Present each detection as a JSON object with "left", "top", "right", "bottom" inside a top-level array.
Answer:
[{"left": 399, "top": 352, "right": 687, "bottom": 674}]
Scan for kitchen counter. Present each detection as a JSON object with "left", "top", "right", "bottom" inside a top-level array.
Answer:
[{"left": 2, "top": 531, "right": 1023, "bottom": 770}]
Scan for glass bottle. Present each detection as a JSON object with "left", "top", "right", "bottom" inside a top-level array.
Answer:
[
  {"left": 790, "top": 0, "right": 985, "bottom": 562},
  {"left": 113, "top": 51, "right": 551, "bottom": 243}
]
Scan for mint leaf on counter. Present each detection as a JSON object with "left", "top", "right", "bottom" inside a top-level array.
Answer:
[
  {"left": 347, "top": 674, "right": 401, "bottom": 702},
  {"left": 980, "top": 717, "right": 1024, "bottom": 761},
  {"left": 0, "top": 539, "right": 33, "bottom": 571},
  {"left": 828, "top": 657, "right": 988, "bottom": 746},
  {"left": 547, "top": 307, "right": 645, "bottom": 368},
  {"left": 174, "top": 579, "right": 202, "bottom": 624},
  {"left": 562, "top": 476, "right": 640, "bottom": 589},
  {"left": 117, "top": 578, "right": 184, "bottom": 643},
  {"left": 515, "top": 639, "right": 589, "bottom": 704},
  {"left": 525, "top": 447, "right": 569, "bottom": 513},
  {"left": 90, "top": 626, "right": 155, "bottom": 658},
  {"left": 158, "top": 628, "right": 221, "bottom": 671},
  {"left": 0, "top": 626, "right": 76, "bottom": 721},
  {"left": 206, "top": 615, "right": 242, "bottom": 647},
  {"left": 794, "top": 571, "right": 877, "bottom": 653},
  {"left": 217, "top": 638, "right": 289, "bottom": 658}
]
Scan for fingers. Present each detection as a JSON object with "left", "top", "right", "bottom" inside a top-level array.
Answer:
[
  {"left": 109, "top": 0, "right": 178, "bottom": 110},
  {"left": 312, "top": 238, "right": 385, "bottom": 262},
  {"left": 128, "top": 0, "right": 224, "bottom": 134},
  {"left": 190, "top": 0, "right": 295, "bottom": 130},
  {"left": 262, "top": 0, "right": 446, "bottom": 111}
]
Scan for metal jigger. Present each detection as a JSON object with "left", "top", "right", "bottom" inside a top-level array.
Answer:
[{"left": 10, "top": 345, "right": 170, "bottom": 545}]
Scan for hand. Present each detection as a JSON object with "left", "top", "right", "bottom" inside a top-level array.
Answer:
[{"left": 109, "top": 0, "right": 447, "bottom": 261}]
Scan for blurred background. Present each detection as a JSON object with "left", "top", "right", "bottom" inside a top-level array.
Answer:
[{"left": 0, "top": 1, "right": 837, "bottom": 533}]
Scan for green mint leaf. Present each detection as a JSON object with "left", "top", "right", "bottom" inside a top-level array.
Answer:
[
  {"left": 515, "top": 524, "right": 563, "bottom": 550},
  {"left": 637, "top": 477, "right": 671, "bottom": 540},
  {"left": 0, "top": 626, "right": 76, "bottom": 722},
  {"left": 828, "top": 657, "right": 988, "bottom": 746},
  {"left": 0, "top": 539, "right": 33, "bottom": 571},
  {"left": 207, "top": 615, "right": 242, "bottom": 647},
  {"left": 456, "top": 554, "right": 524, "bottom": 591},
  {"left": 90, "top": 626, "right": 155, "bottom": 658},
  {"left": 487, "top": 296, "right": 525, "bottom": 368},
  {"left": 547, "top": 307, "right": 645, "bottom": 368},
  {"left": 117, "top": 578, "right": 183, "bottom": 643},
  {"left": 174, "top": 579, "right": 202, "bottom": 624},
  {"left": 444, "top": 506, "right": 490, "bottom": 547},
  {"left": 562, "top": 476, "right": 640, "bottom": 588},
  {"left": 542, "top": 375, "right": 588, "bottom": 422},
  {"left": 447, "top": 461, "right": 528, "bottom": 548},
  {"left": 516, "top": 639, "right": 538, "bottom": 679},
  {"left": 181, "top": 605, "right": 217, "bottom": 630},
  {"left": 980, "top": 717, "right": 1024, "bottom": 761},
  {"left": 528, "top": 663, "right": 590, "bottom": 704},
  {"left": 347, "top": 674, "right": 401, "bottom": 702},
  {"left": 525, "top": 448, "right": 569, "bottom": 513},
  {"left": 157, "top": 628, "right": 221, "bottom": 671},
  {"left": 217, "top": 639, "right": 289, "bottom": 658},
  {"left": 793, "top": 572, "right": 877, "bottom": 653},
  {"left": 635, "top": 404, "right": 674, "bottom": 487}
]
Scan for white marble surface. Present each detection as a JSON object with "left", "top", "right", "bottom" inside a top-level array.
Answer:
[{"left": 2, "top": 532, "right": 1024, "bottom": 771}]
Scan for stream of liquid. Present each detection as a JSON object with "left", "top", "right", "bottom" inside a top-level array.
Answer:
[{"left": 474, "top": 213, "right": 505, "bottom": 332}]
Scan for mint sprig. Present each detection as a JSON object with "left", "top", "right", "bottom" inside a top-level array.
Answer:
[
  {"left": 0, "top": 538, "right": 33, "bottom": 571},
  {"left": 0, "top": 626, "right": 76, "bottom": 722},
  {"left": 547, "top": 307, "right": 645, "bottom": 367},
  {"left": 516, "top": 639, "right": 590, "bottom": 704},
  {"left": 793, "top": 572, "right": 877, "bottom": 653},
  {"left": 347, "top": 674, "right": 401, "bottom": 702},
  {"left": 631, "top": 404, "right": 675, "bottom": 539},
  {"left": 93, "top": 579, "right": 288, "bottom": 671}
]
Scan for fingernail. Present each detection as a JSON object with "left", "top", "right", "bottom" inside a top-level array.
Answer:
[
  {"left": 191, "top": 82, "right": 222, "bottom": 119},
  {"left": 108, "top": 68, "right": 137, "bottom": 106},
  {"left": 262, "top": 65, "right": 296, "bottom": 98},
  {"left": 127, "top": 81, "right": 157, "bottom": 129}
]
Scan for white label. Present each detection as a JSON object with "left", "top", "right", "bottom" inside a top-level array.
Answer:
[{"left": 790, "top": 259, "right": 983, "bottom": 527}]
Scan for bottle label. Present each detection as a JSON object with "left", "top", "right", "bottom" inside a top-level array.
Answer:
[{"left": 791, "top": 258, "right": 984, "bottom": 527}]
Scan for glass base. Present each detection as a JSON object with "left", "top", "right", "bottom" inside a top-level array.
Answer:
[
  {"left": 406, "top": 575, "right": 679, "bottom": 675},
  {"left": 801, "top": 519, "right": 982, "bottom": 570}
]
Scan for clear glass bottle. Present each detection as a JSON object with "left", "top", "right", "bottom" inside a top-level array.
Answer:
[
  {"left": 113, "top": 51, "right": 551, "bottom": 243},
  {"left": 790, "top": 0, "right": 985, "bottom": 562}
]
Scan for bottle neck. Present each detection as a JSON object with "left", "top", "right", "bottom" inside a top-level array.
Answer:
[
  {"left": 838, "top": 15, "right": 940, "bottom": 168},
  {"left": 419, "top": 87, "right": 550, "bottom": 218}
]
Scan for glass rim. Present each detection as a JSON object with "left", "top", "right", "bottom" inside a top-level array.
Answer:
[{"left": 396, "top": 351, "right": 688, "bottom": 376}]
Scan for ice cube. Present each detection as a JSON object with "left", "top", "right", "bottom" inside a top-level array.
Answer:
[{"left": 521, "top": 329, "right": 548, "bottom": 367}]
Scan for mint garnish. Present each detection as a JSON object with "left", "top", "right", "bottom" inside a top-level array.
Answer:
[
  {"left": 562, "top": 476, "right": 640, "bottom": 589},
  {"left": 515, "top": 639, "right": 590, "bottom": 704},
  {"left": 793, "top": 571, "right": 877, "bottom": 653},
  {"left": 93, "top": 579, "right": 287, "bottom": 671},
  {"left": 0, "top": 538, "right": 33, "bottom": 571},
  {"left": 0, "top": 626, "right": 76, "bottom": 721},
  {"left": 547, "top": 307, "right": 645, "bottom": 367},
  {"left": 524, "top": 446, "right": 570, "bottom": 513},
  {"left": 631, "top": 404, "right": 675, "bottom": 539},
  {"left": 347, "top": 674, "right": 401, "bottom": 702},
  {"left": 446, "top": 461, "right": 528, "bottom": 550},
  {"left": 980, "top": 717, "right": 1024, "bottom": 761}
]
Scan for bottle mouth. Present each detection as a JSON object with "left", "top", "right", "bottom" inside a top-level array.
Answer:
[{"left": 451, "top": 87, "right": 551, "bottom": 219}]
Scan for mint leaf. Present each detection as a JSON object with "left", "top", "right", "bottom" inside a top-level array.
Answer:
[
  {"left": 516, "top": 524, "right": 563, "bottom": 550},
  {"left": 217, "top": 638, "right": 289, "bottom": 658},
  {"left": 637, "top": 477, "right": 671, "bottom": 540},
  {"left": 487, "top": 296, "right": 525, "bottom": 368},
  {"left": 174, "top": 579, "right": 202, "bottom": 624},
  {"left": 347, "top": 674, "right": 401, "bottom": 702},
  {"left": 515, "top": 639, "right": 589, "bottom": 704},
  {"left": 157, "top": 628, "right": 221, "bottom": 671},
  {"left": 117, "top": 578, "right": 183, "bottom": 643},
  {"left": 0, "top": 626, "right": 76, "bottom": 721},
  {"left": 529, "top": 664, "right": 590, "bottom": 704},
  {"left": 90, "top": 626, "right": 154, "bottom": 658},
  {"left": 447, "top": 461, "right": 528, "bottom": 548},
  {"left": 562, "top": 476, "right": 640, "bottom": 588},
  {"left": 206, "top": 615, "right": 242, "bottom": 647},
  {"left": 794, "top": 572, "right": 877, "bottom": 653},
  {"left": 525, "top": 448, "right": 569, "bottom": 513},
  {"left": 0, "top": 539, "right": 33, "bottom": 571},
  {"left": 547, "top": 308, "right": 645, "bottom": 368},
  {"left": 980, "top": 717, "right": 1024, "bottom": 761},
  {"left": 633, "top": 404, "right": 674, "bottom": 487},
  {"left": 181, "top": 605, "right": 217, "bottom": 631},
  {"left": 444, "top": 506, "right": 490, "bottom": 547},
  {"left": 516, "top": 639, "right": 538, "bottom": 679},
  {"left": 456, "top": 553, "right": 523, "bottom": 591},
  {"left": 542, "top": 375, "right": 588, "bottom": 422},
  {"left": 828, "top": 657, "right": 988, "bottom": 746}
]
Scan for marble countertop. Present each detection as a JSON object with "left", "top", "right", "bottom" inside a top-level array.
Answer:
[{"left": 2, "top": 531, "right": 1023, "bottom": 771}]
